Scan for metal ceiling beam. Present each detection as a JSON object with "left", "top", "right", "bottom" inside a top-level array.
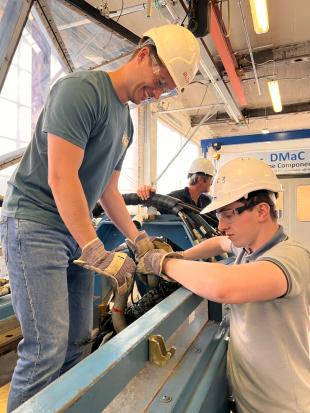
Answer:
[
  {"left": 178, "top": 0, "right": 244, "bottom": 124},
  {"left": 217, "top": 41, "right": 310, "bottom": 73},
  {"left": 201, "top": 129, "right": 310, "bottom": 153},
  {"left": 180, "top": 0, "right": 244, "bottom": 123},
  {"left": 210, "top": 1, "right": 247, "bottom": 106},
  {"left": 0, "top": 0, "right": 34, "bottom": 94},
  {"left": 34, "top": 0, "right": 75, "bottom": 72},
  {"left": 191, "top": 101, "right": 310, "bottom": 126},
  {"left": 0, "top": 148, "right": 26, "bottom": 171},
  {"left": 199, "top": 40, "right": 244, "bottom": 124},
  {"left": 58, "top": 0, "right": 168, "bottom": 30},
  {"left": 60, "top": 0, "right": 140, "bottom": 45},
  {"left": 155, "top": 103, "right": 224, "bottom": 114}
]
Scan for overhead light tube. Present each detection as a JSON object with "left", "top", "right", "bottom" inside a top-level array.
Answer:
[
  {"left": 268, "top": 80, "right": 282, "bottom": 113},
  {"left": 249, "top": 0, "right": 269, "bottom": 34}
]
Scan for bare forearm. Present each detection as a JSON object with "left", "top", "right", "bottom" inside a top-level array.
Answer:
[
  {"left": 162, "top": 258, "right": 287, "bottom": 304},
  {"left": 183, "top": 236, "right": 231, "bottom": 260},
  {"left": 162, "top": 259, "right": 229, "bottom": 302},
  {"left": 50, "top": 175, "right": 97, "bottom": 247},
  {"left": 100, "top": 188, "right": 140, "bottom": 240}
]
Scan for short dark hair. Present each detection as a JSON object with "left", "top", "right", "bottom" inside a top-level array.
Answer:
[{"left": 238, "top": 190, "right": 278, "bottom": 220}]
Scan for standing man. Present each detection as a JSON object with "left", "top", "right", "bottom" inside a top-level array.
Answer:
[
  {"left": 137, "top": 157, "right": 310, "bottom": 413},
  {"left": 137, "top": 157, "right": 215, "bottom": 212},
  {"left": 0, "top": 24, "right": 200, "bottom": 411}
]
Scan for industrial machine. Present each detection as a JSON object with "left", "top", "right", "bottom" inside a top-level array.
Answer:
[{"left": 10, "top": 194, "right": 230, "bottom": 413}]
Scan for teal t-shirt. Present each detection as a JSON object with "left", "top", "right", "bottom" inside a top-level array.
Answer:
[{"left": 2, "top": 71, "right": 133, "bottom": 232}]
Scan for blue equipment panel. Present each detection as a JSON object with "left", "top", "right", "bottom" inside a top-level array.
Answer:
[
  {"left": 13, "top": 289, "right": 229, "bottom": 413},
  {"left": 96, "top": 214, "right": 195, "bottom": 251},
  {"left": 0, "top": 295, "right": 14, "bottom": 320}
]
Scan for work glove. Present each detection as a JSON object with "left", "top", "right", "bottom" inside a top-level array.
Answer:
[
  {"left": 137, "top": 249, "right": 184, "bottom": 281},
  {"left": 126, "top": 230, "right": 172, "bottom": 261},
  {"left": 74, "top": 238, "right": 136, "bottom": 295}
]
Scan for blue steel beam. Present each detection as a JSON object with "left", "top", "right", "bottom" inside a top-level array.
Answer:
[
  {"left": 13, "top": 288, "right": 203, "bottom": 413},
  {"left": 146, "top": 322, "right": 228, "bottom": 413},
  {"left": 0, "top": 295, "right": 14, "bottom": 320},
  {"left": 201, "top": 129, "right": 310, "bottom": 155}
]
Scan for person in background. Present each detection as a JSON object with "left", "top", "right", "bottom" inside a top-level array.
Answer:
[
  {"left": 136, "top": 157, "right": 310, "bottom": 413},
  {"left": 137, "top": 157, "right": 215, "bottom": 212},
  {"left": 0, "top": 24, "right": 200, "bottom": 411}
]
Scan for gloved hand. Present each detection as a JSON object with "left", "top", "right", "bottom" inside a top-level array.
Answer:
[
  {"left": 74, "top": 238, "right": 136, "bottom": 295},
  {"left": 137, "top": 249, "right": 184, "bottom": 281},
  {"left": 126, "top": 231, "right": 172, "bottom": 261}
]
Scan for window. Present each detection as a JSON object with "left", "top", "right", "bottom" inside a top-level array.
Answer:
[
  {"left": 0, "top": 10, "right": 66, "bottom": 195},
  {"left": 156, "top": 120, "right": 199, "bottom": 194},
  {"left": 296, "top": 185, "right": 310, "bottom": 221},
  {"left": 118, "top": 108, "right": 138, "bottom": 194}
]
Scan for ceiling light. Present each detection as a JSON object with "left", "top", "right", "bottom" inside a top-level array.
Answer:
[
  {"left": 268, "top": 80, "right": 282, "bottom": 113},
  {"left": 249, "top": 0, "right": 269, "bottom": 34},
  {"left": 261, "top": 128, "right": 270, "bottom": 134}
]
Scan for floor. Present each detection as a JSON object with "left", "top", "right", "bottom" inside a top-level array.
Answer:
[{"left": 0, "top": 383, "right": 9, "bottom": 413}]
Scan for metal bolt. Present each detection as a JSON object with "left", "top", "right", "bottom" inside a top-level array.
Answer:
[{"left": 160, "top": 395, "right": 172, "bottom": 403}]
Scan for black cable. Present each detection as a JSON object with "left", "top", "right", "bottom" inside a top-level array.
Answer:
[
  {"left": 187, "top": 210, "right": 220, "bottom": 238},
  {"left": 180, "top": 11, "right": 189, "bottom": 26}
]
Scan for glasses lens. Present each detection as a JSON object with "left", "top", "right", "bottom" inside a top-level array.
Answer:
[
  {"left": 216, "top": 210, "right": 234, "bottom": 220},
  {"left": 151, "top": 54, "right": 175, "bottom": 95}
]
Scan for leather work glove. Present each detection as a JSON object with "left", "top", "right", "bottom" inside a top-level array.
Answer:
[
  {"left": 137, "top": 249, "right": 184, "bottom": 281},
  {"left": 74, "top": 238, "right": 136, "bottom": 295},
  {"left": 126, "top": 231, "right": 172, "bottom": 261}
]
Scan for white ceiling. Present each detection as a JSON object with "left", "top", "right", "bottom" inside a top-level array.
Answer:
[{"left": 78, "top": 1, "right": 310, "bottom": 141}]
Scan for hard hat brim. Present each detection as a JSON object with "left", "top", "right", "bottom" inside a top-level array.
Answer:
[{"left": 200, "top": 198, "right": 234, "bottom": 215}]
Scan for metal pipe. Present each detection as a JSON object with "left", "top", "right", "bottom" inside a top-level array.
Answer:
[
  {"left": 237, "top": 0, "right": 261, "bottom": 95},
  {"left": 155, "top": 103, "right": 224, "bottom": 114},
  {"left": 109, "top": 0, "right": 167, "bottom": 18},
  {"left": 177, "top": 0, "right": 244, "bottom": 123}
]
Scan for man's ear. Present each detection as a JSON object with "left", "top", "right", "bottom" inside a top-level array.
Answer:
[
  {"left": 137, "top": 46, "right": 151, "bottom": 63},
  {"left": 257, "top": 203, "right": 270, "bottom": 221}
]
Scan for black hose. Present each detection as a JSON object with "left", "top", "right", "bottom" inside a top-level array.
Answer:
[{"left": 187, "top": 211, "right": 221, "bottom": 238}]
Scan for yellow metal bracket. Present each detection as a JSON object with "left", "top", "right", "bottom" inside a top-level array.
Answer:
[{"left": 148, "top": 334, "right": 176, "bottom": 367}]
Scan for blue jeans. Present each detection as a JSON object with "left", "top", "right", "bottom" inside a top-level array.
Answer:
[{"left": 0, "top": 217, "right": 94, "bottom": 412}]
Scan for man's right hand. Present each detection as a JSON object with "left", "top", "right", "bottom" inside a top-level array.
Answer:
[
  {"left": 137, "top": 185, "right": 156, "bottom": 201},
  {"left": 74, "top": 238, "right": 136, "bottom": 295}
]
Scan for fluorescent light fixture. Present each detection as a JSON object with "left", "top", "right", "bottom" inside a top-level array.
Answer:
[
  {"left": 249, "top": 0, "right": 269, "bottom": 34},
  {"left": 268, "top": 80, "right": 282, "bottom": 113}
]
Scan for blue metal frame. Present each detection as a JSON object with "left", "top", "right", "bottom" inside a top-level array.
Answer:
[
  {"left": 12, "top": 288, "right": 229, "bottom": 413},
  {"left": 146, "top": 322, "right": 228, "bottom": 413},
  {"left": 97, "top": 215, "right": 195, "bottom": 251},
  {"left": 0, "top": 295, "right": 14, "bottom": 320},
  {"left": 201, "top": 129, "right": 310, "bottom": 155}
]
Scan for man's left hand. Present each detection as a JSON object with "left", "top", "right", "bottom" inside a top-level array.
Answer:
[{"left": 126, "top": 231, "right": 172, "bottom": 261}]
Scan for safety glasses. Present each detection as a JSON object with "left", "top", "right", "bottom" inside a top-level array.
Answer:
[
  {"left": 215, "top": 201, "right": 261, "bottom": 222},
  {"left": 150, "top": 54, "right": 176, "bottom": 96}
]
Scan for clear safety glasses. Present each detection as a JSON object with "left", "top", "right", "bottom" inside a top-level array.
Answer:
[
  {"left": 150, "top": 54, "right": 177, "bottom": 97},
  {"left": 215, "top": 202, "right": 260, "bottom": 222}
]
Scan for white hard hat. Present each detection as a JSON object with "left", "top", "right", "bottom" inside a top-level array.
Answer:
[
  {"left": 142, "top": 24, "right": 200, "bottom": 92},
  {"left": 201, "top": 157, "right": 283, "bottom": 214},
  {"left": 188, "top": 158, "right": 215, "bottom": 176}
]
